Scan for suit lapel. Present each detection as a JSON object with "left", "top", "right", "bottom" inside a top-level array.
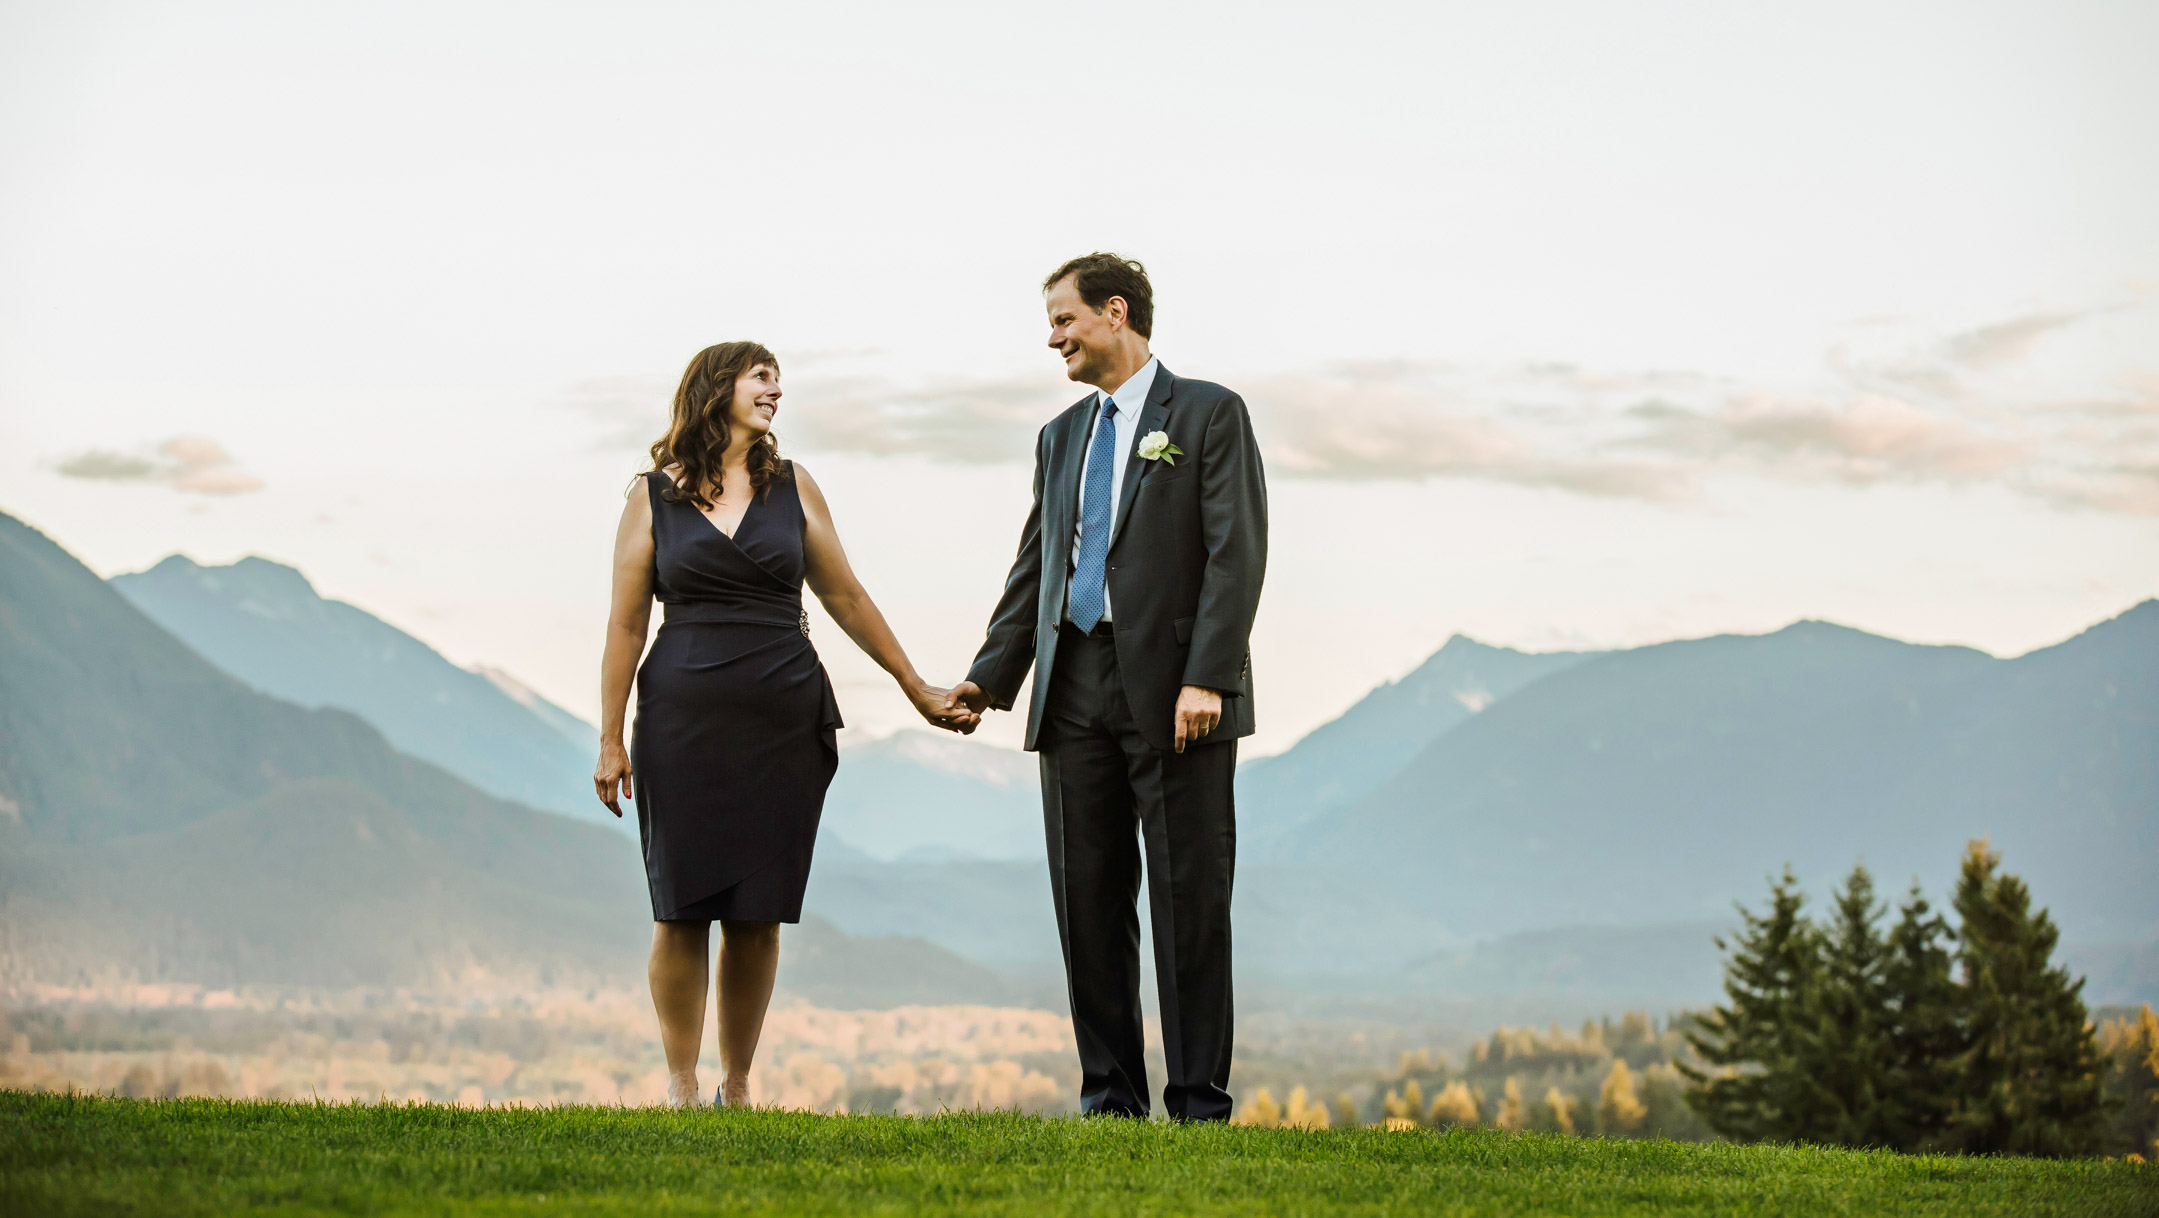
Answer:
[
  {"left": 1046, "top": 393, "right": 1095, "bottom": 579},
  {"left": 1108, "top": 364, "right": 1174, "bottom": 553}
]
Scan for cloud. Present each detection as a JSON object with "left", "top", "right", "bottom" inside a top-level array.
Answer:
[
  {"left": 784, "top": 374, "right": 1068, "bottom": 462},
  {"left": 1946, "top": 311, "right": 2085, "bottom": 370},
  {"left": 557, "top": 304, "right": 2159, "bottom": 514},
  {"left": 1627, "top": 391, "right": 2026, "bottom": 484},
  {"left": 563, "top": 376, "right": 673, "bottom": 453},
  {"left": 563, "top": 367, "right": 1073, "bottom": 463},
  {"left": 54, "top": 436, "right": 263, "bottom": 495},
  {"left": 1243, "top": 366, "right": 1691, "bottom": 500}
]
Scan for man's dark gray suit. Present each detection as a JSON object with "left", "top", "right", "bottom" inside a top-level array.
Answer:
[{"left": 966, "top": 364, "right": 1266, "bottom": 1121}]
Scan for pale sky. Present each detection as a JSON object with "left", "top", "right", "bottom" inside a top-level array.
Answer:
[{"left": 3, "top": 1, "right": 2155, "bottom": 755}]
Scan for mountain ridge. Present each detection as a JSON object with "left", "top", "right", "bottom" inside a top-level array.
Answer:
[
  {"left": 0, "top": 511, "right": 1013, "bottom": 1007},
  {"left": 110, "top": 553, "right": 613, "bottom": 830}
]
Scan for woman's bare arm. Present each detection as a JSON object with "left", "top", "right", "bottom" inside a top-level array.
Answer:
[
  {"left": 595, "top": 481, "right": 656, "bottom": 815},
  {"left": 796, "top": 465, "right": 975, "bottom": 730}
]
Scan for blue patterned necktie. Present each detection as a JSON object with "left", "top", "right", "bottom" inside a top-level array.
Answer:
[{"left": 1068, "top": 396, "right": 1119, "bottom": 632}]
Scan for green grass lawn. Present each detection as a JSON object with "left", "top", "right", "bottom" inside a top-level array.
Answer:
[{"left": 2, "top": 1091, "right": 2153, "bottom": 1217}]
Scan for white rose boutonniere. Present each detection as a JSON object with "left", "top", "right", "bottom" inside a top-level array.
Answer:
[{"left": 1137, "top": 430, "right": 1183, "bottom": 465}]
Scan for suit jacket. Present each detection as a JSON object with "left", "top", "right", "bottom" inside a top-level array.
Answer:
[{"left": 966, "top": 363, "right": 1268, "bottom": 752}]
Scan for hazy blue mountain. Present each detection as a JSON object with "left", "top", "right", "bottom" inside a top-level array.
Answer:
[
  {"left": 111, "top": 555, "right": 612, "bottom": 831},
  {"left": 822, "top": 731, "right": 1041, "bottom": 861},
  {"left": 1236, "top": 637, "right": 1595, "bottom": 844},
  {"left": 1279, "top": 611, "right": 2159, "bottom": 949},
  {"left": 0, "top": 512, "right": 1015, "bottom": 1006},
  {"left": 829, "top": 639, "right": 1597, "bottom": 861},
  {"left": 805, "top": 834, "right": 1058, "bottom": 973}
]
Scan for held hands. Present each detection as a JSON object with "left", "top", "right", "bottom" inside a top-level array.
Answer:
[
  {"left": 910, "top": 681, "right": 980, "bottom": 734},
  {"left": 947, "top": 681, "right": 992, "bottom": 716},
  {"left": 594, "top": 739, "right": 632, "bottom": 817},
  {"left": 936, "top": 681, "right": 1220, "bottom": 749},
  {"left": 1174, "top": 685, "right": 1222, "bottom": 753}
]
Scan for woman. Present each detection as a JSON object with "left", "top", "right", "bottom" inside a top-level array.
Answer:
[{"left": 593, "top": 341, "right": 975, "bottom": 1109}]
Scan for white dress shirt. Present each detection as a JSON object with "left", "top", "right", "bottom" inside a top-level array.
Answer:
[{"left": 1069, "top": 356, "right": 1160, "bottom": 623}]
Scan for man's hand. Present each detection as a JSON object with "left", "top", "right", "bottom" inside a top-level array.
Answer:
[
  {"left": 948, "top": 681, "right": 993, "bottom": 716},
  {"left": 1173, "top": 685, "right": 1223, "bottom": 754}
]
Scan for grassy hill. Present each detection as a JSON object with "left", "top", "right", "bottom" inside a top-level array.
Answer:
[{"left": 3, "top": 1093, "right": 2152, "bottom": 1217}]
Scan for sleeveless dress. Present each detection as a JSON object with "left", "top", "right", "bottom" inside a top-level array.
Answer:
[{"left": 631, "top": 463, "right": 842, "bottom": 922}]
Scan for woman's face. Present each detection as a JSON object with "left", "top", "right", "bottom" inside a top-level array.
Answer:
[{"left": 730, "top": 363, "right": 781, "bottom": 440}]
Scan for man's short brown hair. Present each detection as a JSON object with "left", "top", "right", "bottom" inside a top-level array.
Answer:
[{"left": 1043, "top": 252, "right": 1153, "bottom": 339}]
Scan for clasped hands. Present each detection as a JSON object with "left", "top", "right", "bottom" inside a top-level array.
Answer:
[{"left": 933, "top": 681, "right": 1223, "bottom": 752}]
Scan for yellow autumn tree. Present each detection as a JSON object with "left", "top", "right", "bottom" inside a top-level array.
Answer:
[
  {"left": 1428, "top": 1080, "right": 1480, "bottom": 1127},
  {"left": 2097, "top": 1004, "right": 2159, "bottom": 1158},
  {"left": 1598, "top": 1060, "right": 1648, "bottom": 1135},
  {"left": 1284, "top": 1086, "right": 1331, "bottom": 1130},
  {"left": 1495, "top": 1077, "right": 1526, "bottom": 1131},
  {"left": 1383, "top": 1078, "right": 1426, "bottom": 1126},
  {"left": 1235, "top": 1087, "right": 1283, "bottom": 1127},
  {"left": 1544, "top": 1087, "right": 1578, "bottom": 1136}
]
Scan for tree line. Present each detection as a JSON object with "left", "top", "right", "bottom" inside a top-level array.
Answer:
[
  {"left": 1685, "top": 839, "right": 2156, "bottom": 1159},
  {"left": 1238, "top": 839, "right": 2158, "bottom": 1159}
]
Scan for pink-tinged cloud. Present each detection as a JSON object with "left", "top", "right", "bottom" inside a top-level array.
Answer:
[
  {"left": 54, "top": 436, "right": 263, "bottom": 495},
  {"left": 1637, "top": 392, "right": 2028, "bottom": 483},
  {"left": 559, "top": 305, "right": 2158, "bottom": 515}
]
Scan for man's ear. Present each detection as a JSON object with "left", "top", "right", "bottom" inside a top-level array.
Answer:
[{"left": 1104, "top": 295, "right": 1128, "bottom": 331}]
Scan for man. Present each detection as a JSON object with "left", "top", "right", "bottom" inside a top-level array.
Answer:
[{"left": 950, "top": 253, "right": 1267, "bottom": 1121}]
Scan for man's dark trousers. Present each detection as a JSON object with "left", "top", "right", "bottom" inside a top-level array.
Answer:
[{"left": 1038, "top": 621, "right": 1236, "bottom": 1122}]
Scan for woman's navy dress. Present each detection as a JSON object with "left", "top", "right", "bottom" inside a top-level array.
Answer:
[{"left": 632, "top": 464, "right": 841, "bottom": 922}]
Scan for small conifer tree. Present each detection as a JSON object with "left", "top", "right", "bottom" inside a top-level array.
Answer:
[
  {"left": 1683, "top": 868, "right": 1824, "bottom": 1141},
  {"left": 1880, "top": 881, "right": 1963, "bottom": 1151},
  {"left": 1942, "top": 840, "right": 2108, "bottom": 1157},
  {"left": 1796, "top": 865, "right": 1898, "bottom": 1147}
]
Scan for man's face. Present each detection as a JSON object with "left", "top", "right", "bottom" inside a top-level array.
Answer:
[{"left": 1044, "top": 275, "right": 1123, "bottom": 386}]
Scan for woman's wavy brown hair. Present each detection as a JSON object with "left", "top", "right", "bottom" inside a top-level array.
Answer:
[{"left": 648, "top": 341, "right": 784, "bottom": 509}]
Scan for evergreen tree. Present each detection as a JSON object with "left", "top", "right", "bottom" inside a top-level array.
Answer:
[
  {"left": 1793, "top": 865, "right": 1897, "bottom": 1147},
  {"left": 1683, "top": 868, "right": 1827, "bottom": 1141},
  {"left": 1941, "top": 839, "right": 2109, "bottom": 1157},
  {"left": 1880, "top": 881, "right": 1964, "bottom": 1151}
]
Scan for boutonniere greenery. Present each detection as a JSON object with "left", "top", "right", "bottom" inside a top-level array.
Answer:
[{"left": 1137, "top": 430, "right": 1183, "bottom": 465}]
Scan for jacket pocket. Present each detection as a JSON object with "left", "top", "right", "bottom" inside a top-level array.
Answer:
[{"left": 1174, "top": 616, "right": 1195, "bottom": 646}]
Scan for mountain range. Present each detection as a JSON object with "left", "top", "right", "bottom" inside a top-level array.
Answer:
[
  {"left": 0, "top": 511, "right": 1021, "bottom": 1008},
  {"left": 8, "top": 516, "right": 2152, "bottom": 1012},
  {"left": 110, "top": 555, "right": 611, "bottom": 831}
]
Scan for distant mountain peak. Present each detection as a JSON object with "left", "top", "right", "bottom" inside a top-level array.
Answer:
[
  {"left": 135, "top": 553, "right": 321, "bottom": 608},
  {"left": 474, "top": 665, "right": 544, "bottom": 708},
  {"left": 849, "top": 730, "right": 1034, "bottom": 788},
  {"left": 110, "top": 551, "right": 610, "bottom": 828}
]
